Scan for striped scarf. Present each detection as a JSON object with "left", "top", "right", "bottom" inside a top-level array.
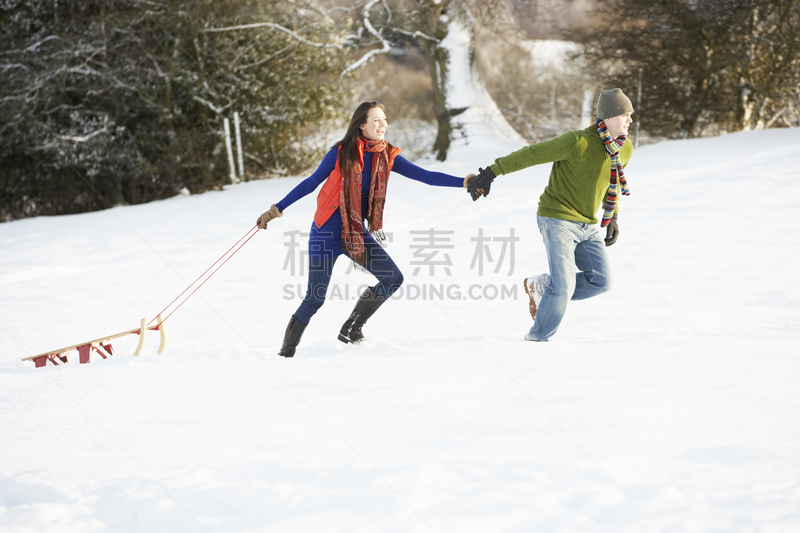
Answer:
[{"left": 596, "top": 118, "right": 630, "bottom": 227}]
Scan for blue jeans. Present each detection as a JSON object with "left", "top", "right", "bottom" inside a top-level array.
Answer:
[
  {"left": 293, "top": 239, "right": 404, "bottom": 325},
  {"left": 529, "top": 216, "right": 612, "bottom": 341}
]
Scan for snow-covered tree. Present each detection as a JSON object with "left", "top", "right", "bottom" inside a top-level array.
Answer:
[
  {"left": 211, "top": 0, "right": 527, "bottom": 160},
  {"left": 407, "top": 0, "right": 526, "bottom": 159},
  {"left": 0, "top": 0, "right": 347, "bottom": 220}
]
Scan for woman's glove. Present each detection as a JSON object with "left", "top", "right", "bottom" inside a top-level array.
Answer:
[
  {"left": 463, "top": 173, "right": 476, "bottom": 189},
  {"left": 256, "top": 204, "right": 282, "bottom": 229},
  {"left": 604, "top": 213, "right": 619, "bottom": 246}
]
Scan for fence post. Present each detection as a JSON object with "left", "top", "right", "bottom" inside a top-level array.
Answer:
[
  {"left": 234, "top": 112, "right": 245, "bottom": 181},
  {"left": 223, "top": 117, "right": 236, "bottom": 184}
]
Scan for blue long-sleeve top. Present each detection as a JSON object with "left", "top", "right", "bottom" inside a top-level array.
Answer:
[{"left": 275, "top": 148, "right": 464, "bottom": 259}]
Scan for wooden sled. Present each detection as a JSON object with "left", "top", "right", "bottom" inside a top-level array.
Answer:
[{"left": 22, "top": 315, "right": 166, "bottom": 368}]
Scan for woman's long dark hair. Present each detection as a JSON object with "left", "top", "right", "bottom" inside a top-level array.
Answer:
[{"left": 331, "top": 101, "right": 385, "bottom": 176}]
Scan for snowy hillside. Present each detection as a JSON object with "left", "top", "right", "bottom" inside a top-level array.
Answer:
[{"left": 1, "top": 126, "right": 799, "bottom": 532}]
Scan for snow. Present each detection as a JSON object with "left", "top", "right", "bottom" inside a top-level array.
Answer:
[
  {"left": 2, "top": 119, "right": 800, "bottom": 532},
  {"left": 522, "top": 39, "right": 583, "bottom": 73}
]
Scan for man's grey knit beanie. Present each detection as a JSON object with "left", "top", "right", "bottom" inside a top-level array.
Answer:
[{"left": 596, "top": 88, "right": 634, "bottom": 119}]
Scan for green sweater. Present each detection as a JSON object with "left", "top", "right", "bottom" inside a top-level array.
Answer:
[{"left": 489, "top": 125, "right": 633, "bottom": 225}]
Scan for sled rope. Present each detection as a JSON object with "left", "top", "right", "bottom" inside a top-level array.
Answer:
[
  {"left": 23, "top": 225, "right": 260, "bottom": 368},
  {"left": 149, "top": 225, "right": 260, "bottom": 326}
]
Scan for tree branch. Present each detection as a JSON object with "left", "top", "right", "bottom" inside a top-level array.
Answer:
[
  {"left": 200, "top": 22, "right": 345, "bottom": 50},
  {"left": 340, "top": 0, "right": 393, "bottom": 78},
  {"left": 192, "top": 94, "right": 233, "bottom": 115},
  {"left": 391, "top": 27, "right": 441, "bottom": 43},
  {"left": 237, "top": 43, "right": 295, "bottom": 71},
  {"left": 56, "top": 126, "right": 108, "bottom": 143}
]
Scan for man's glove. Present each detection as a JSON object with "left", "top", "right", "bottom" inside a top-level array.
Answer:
[
  {"left": 604, "top": 213, "right": 619, "bottom": 246},
  {"left": 468, "top": 166, "right": 496, "bottom": 201},
  {"left": 256, "top": 204, "right": 282, "bottom": 229}
]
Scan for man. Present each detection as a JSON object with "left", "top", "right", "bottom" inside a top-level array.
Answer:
[{"left": 468, "top": 88, "right": 634, "bottom": 342}]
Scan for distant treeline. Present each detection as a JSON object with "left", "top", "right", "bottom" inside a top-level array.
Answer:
[
  {"left": 2, "top": 0, "right": 798, "bottom": 222},
  {"left": 579, "top": 0, "right": 800, "bottom": 138}
]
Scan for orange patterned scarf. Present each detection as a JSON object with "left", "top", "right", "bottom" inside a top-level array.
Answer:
[{"left": 340, "top": 137, "right": 390, "bottom": 264}]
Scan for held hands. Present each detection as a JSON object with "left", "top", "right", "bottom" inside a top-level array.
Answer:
[
  {"left": 467, "top": 167, "right": 496, "bottom": 201},
  {"left": 604, "top": 213, "right": 619, "bottom": 246},
  {"left": 256, "top": 204, "right": 282, "bottom": 229}
]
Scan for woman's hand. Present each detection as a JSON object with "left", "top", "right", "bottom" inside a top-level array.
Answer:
[
  {"left": 463, "top": 173, "right": 476, "bottom": 190},
  {"left": 256, "top": 204, "right": 282, "bottom": 229}
]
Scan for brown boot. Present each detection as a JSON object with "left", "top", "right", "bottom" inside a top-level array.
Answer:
[
  {"left": 338, "top": 287, "right": 385, "bottom": 344},
  {"left": 523, "top": 274, "right": 548, "bottom": 322},
  {"left": 278, "top": 315, "right": 306, "bottom": 357}
]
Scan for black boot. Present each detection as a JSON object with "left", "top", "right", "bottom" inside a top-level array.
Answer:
[
  {"left": 279, "top": 315, "right": 306, "bottom": 358},
  {"left": 338, "top": 287, "right": 385, "bottom": 344}
]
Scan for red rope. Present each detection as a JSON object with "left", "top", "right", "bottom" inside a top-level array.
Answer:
[{"left": 149, "top": 225, "right": 260, "bottom": 326}]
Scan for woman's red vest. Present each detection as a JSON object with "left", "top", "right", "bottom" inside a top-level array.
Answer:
[{"left": 313, "top": 142, "right": 401, "bottom": 228}]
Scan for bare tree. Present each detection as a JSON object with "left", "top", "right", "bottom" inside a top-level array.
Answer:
[
  {"left": 208, "top": 0, "right": 528, "bottom": 159},
  {"left": 731, "top": 0, "right": 800, "bottom": 130}
]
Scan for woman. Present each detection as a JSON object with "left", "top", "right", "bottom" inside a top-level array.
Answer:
[{"left": 256, "top": 101, "right": 473, "bottom": 357}]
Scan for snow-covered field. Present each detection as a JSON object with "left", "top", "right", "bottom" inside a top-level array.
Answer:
[{"left": 1, "top": 124, "right": 799, "bottom": 532}]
